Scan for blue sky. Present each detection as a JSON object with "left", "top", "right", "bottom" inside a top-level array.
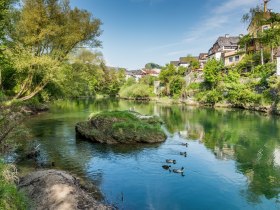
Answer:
[{"left": 71, "top": 0, "right": 280, "bottom": 70}]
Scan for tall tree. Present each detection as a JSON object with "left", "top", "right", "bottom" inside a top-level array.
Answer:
[
  {"left": 0, "top": 0, "right": 16, "bottom": 90},
  {"left": 6, "top": 0, "right": 102, "bottom": 101}
]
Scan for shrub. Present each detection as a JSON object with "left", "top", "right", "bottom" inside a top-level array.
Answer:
[
  {"left": 0, "top": 161, "right": 27, "bottom": 210},
  {"left": 196, "top": 89, "right": 222, "bottom": 105},
  {"left": 203, "top": 59, "right": 224, "bottom": 89},
  {"left": 119, "top": 84, "right": 154, "bottom": 99},
  {"left": 168, "top": 75, "right": 186, "bottom": 96}
]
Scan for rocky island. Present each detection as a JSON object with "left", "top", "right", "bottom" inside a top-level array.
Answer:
[{"left": 75, "top": 111, "right": 167, "bottom": 144}]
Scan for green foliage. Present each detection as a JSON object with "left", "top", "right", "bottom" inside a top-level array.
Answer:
[
  {"left": 186, "top": 82, "right": 201, "bottom": 90},
  {"left": 0, "top": 161, "right": 27, "bottom": 210},
  {"left": 196, "top": 89, "right": 222, "bottom": 105},
  {"left": 144, "top": 63, "right": 162, "bottom": 69},
  {"left": 0, "top": 0, "right": 103, "bottom": 102},
  {"left": 101, "top": 66, "right": 126, "bottom": 96},
  {"left": 94, "top": 110, "right": 164, "bottom": 134},
  {"left": 124, "top": 77, "right": 136, "bottom": 86},
  {"left": 203, "top": 59, "right": 224, "bottom": 88},
  {"left": 226, "top": 84, "right": 261, "bottom": 106},
  {"left": 119, "top": 84, "right": 154, "bottom": 99},
  {"left": 179, "top": 55, "right": 200, "bottom": 70},
  {"left": 139, "top": 75, "right": 156, "bottom": 86},
  {"left": 159, "top": 64, "right": 177, "bottom": 84},
  {"left": 11, "top": 0, "right": 102, "bottom": 59},
  {"left": 169, "top": 75, "right": 186, "bottom": 96}
]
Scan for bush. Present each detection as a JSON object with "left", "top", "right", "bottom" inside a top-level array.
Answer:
[
  {"left": 196, "top": 89, "right": 222, "bottom": 105},
  {"left": 203, "top": 59, "right": 224, "bottom": 89},
  {"left": 169, "top": 75, "right": 186, "bottom": 96},
  {"left": 119, "top": 84, "right": 154, "bottom": 99},
  {"left": 226, "top": 83, "right": 261, "bottom": 106},
  {"left": 0, "top": 161, "right": 27, "bottom": 210}
]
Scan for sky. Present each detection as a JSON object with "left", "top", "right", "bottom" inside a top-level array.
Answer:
[{"left": 71, "top": 0, "right": 280, "bottom": 70}]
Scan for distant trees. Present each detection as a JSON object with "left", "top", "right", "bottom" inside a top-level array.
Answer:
[{"left": 145, "top": 63, "right": 162, "bottom": 69}]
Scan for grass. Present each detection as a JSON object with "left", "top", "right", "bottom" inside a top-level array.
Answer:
[
  {"left": 0, "top": 161, "right": 27, "bottom": 210},
  {"left": 92, "top": 110, "right": 166, "bottom": 138}
]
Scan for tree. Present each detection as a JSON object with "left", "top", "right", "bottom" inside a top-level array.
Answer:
[
  {"left": 159, "top": 64, "right": 177, "bottom": 84},
  {"left": 0, "top": 0, "right": 16, "bottom": 90},
  {"left": 4, "top": 0, "right": 102, "bottom": 101},
  {"left": 145, "top": 63, "right": 162, "bottom": 69},
  {"left": 169, "top": 75, "right": 186, "bottom": 96},
  {"left": 203, "top": 59, "right": 224, "bottom": 89},
  {"left": 259, "top": 28, "right": 280, "bottom": 62}
]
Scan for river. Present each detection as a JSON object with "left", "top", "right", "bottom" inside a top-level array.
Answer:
[{"left": 16, "top": 98, "right": 280, "bottom": 210}]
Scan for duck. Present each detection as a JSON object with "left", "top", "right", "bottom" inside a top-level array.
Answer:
[
  {"left": 181, "top": 143, "right": 188, "bottom": 147},
  {"left": 180, "top": 152, "right": 187, "bottom": 157},
  {"left": 166, "top": 159, "right": 176, "bottom": 164},
  {"left": 162, "top": 165, "right": 171, "bottom": 170},
  {"left": 173, "top": 167, "right": 184, "bottom": 174}
]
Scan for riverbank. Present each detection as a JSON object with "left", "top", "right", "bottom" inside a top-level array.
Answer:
[
  {"left": 19, "top": 170, "right": 113, "bottom": 210},
  {"left": 119, "top": 96, "right": 280, "bottom": 115}
]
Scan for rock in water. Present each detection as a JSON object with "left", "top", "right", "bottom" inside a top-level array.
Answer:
[
  {"left": 75, "top": 111, "right": 167, "bottom": 144},
  {"left": 19, "top": 170, "right": 113, "bottom": 210}
]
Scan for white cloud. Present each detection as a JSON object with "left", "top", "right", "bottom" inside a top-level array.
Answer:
[
  {"left": 214, "top": 0, "right": 256, "bottom": 14},
  {"left": 157, "top": 0, "right": 256, "bottom": 55}
]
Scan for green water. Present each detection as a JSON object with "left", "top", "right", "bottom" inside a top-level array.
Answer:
[{"left": 18, "top": 99, "right": 280, "bottom": 209}]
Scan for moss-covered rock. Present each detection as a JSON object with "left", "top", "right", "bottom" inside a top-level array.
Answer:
[{"left": 75, "top": 111, "right": 167, "bottom": 144}]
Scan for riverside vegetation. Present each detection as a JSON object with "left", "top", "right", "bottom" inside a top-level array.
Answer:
[
  {"left": 119, "top": 8, "right": 280, "bottom": 114},
  {"left": 0, "top": 0, "right": 279, "bottom": 209},
  {"left": 0, "top": 0, "right": 124, "bottom": 208}
]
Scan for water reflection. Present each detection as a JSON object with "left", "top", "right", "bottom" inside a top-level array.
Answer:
[{"left": 22, "top": 98, "right": 280, "bottom": 208}]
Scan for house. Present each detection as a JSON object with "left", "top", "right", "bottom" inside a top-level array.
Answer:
[
  {"left": 277, "top": 48, "right": 280, "bottom": 76},
  {"left": 198, "top": 53, "right": 208, "bottom": 69},
  {"left": 208, "top": 34, "right": 240, "bottom": 61},
  {"left": 125, "top": 70, "right": 144, "bottom": 81},
  {"left": 246, "top": 1, "right": 272, "bottom": 54},
  {"left": 142, "top": 68, "right": 161, "bottom": 77},
  {"left": 223, "top": 50, "right": 245, "bottom": 67},
  {"left": 170, "top": 61, "right": 180, "bottom": 67},
  {"left": 247, "top": 0, "right": 272, "bottom": 38}
]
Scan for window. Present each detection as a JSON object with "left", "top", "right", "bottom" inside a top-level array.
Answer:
[
  {"left": 263, "top": 25, "right": 269, "bottom": 31},
  {"left": 235, "top": 55, "right": 240, "bottom": 62},
  {"left": 229, "top": 57, "right": 233, "bottom": 62}
]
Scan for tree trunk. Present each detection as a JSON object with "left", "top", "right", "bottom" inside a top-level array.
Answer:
[{"left": 16, "top": 81, "right": 48, "bottom": 102}]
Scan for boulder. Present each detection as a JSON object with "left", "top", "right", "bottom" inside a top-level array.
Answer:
[{"left": 75, "top": 111, "right": 167, "bottom": 144}]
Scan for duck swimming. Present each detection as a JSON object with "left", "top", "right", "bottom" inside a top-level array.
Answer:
[
  {"left": 173, "top": 167, "right": 184, "bottom": 174},
  {"left": 162, "top": 165, "right": 171, "bottom": 170},
  {"left": 166, "top": 159, "right": 176, "bottom": 164},
  {"left": 180, "top": 152, "right": 187, "bottom": 157},
  {"left": 181, "top": 143, "right": 188, "bottom": 147}
]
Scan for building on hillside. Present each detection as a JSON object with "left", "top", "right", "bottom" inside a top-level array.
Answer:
[
  {"left": 142, "top": 68, "right": 161, "bottom": 77},
  {"left": 198, "top": 53, "right": 208, "bottom": 69},
  {"left": 170, "top": 61, "right": 180, "bottom": 67},
  {"left": 208, "top": 34, "right": 240, "bottom": 61},
  {"left": 246, "top": 1, "right": 273, "bottom": 55},
  {"left": 179, "top": 56, "right": 199, "bottom": 68},
  {"left": 247, "top": 0, "right": 272, "bottom": 38},
  {"left": 223, "top": 50, "right": 245, "bottom": 67},
  {"left": 125, "top": 70, "right": 144, "bottom": 81},
  {"left": 170, "top": 57, "right": 199, "bottom": 69}
]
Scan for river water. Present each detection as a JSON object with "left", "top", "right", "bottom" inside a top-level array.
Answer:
[{"left": 17, "top": 99, "right": 280, "bottom": 210}]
